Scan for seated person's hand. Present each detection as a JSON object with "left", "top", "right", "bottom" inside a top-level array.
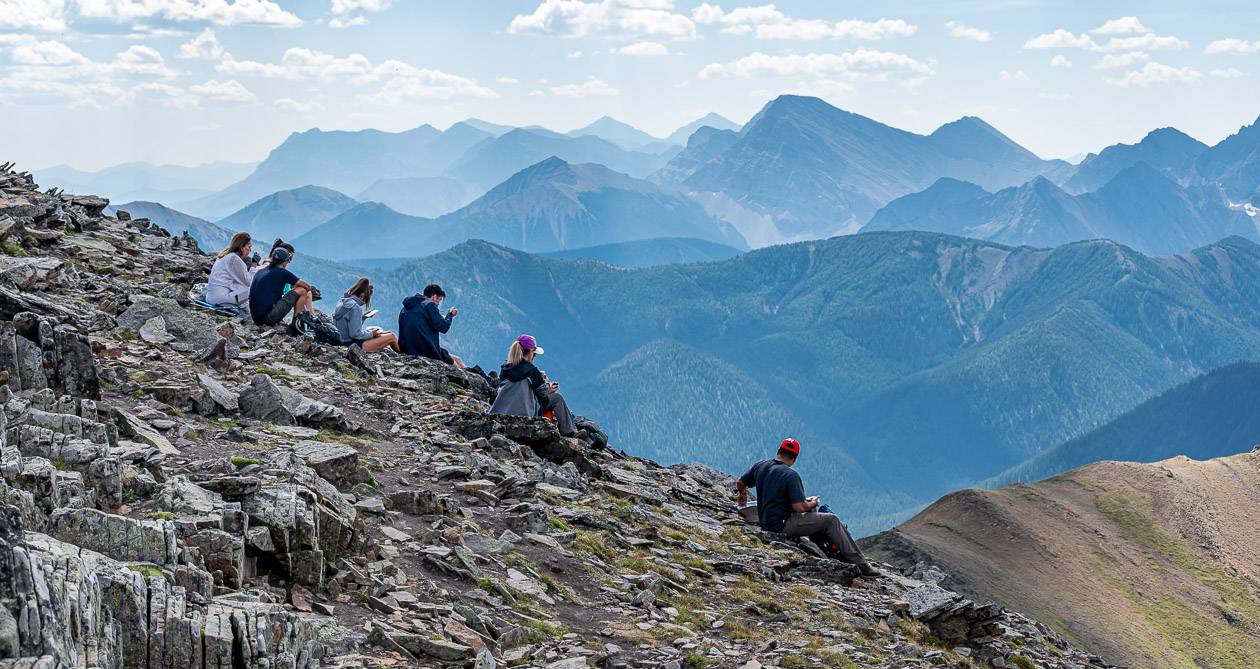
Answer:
[
  {"left": 548, "top": 381, "right": 560, "bottom": 393},
  {"left": 448, "top": 307, "right": 459, "bottom": 317},
  {"left": 737, "top": 491, "right": 748, "bottom": 505}
]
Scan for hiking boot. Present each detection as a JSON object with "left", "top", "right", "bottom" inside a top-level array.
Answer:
[{"left": 857, "top": 562, "right": 879, "bottom": 577}]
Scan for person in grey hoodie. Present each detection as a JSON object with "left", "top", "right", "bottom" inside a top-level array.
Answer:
[
  {"left": 333, "top": 278, "right": 399, "bottom": 353},
  {"left": 489, "top": 334, "right": 579, "bottom": 436}
]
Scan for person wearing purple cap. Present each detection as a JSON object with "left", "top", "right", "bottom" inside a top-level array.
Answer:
[{"left": 489, "top": 334, "right": 579, "bottom": 437}]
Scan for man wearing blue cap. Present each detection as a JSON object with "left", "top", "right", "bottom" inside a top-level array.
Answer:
[
  {"left": 737, "top": 438, "right": 877, "bottom": 576},
  {"left": 248, "top": 247, "right": 313, "bottom": 330}
]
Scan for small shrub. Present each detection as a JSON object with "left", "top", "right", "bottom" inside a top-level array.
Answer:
[{"left": 230, "top": 456, "right": 260, "bottom": 468}]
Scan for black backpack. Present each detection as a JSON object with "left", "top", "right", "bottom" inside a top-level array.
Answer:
[
  {"left": 295, "top": 312, "right": 343, "bottom": 345},
  {"left": 575, "top": 416, "right": 608, "bottom": 449}
]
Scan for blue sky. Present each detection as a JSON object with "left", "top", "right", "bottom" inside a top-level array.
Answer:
[{"left": 3, "top": 0, "right": 1259, "bottom": 170}]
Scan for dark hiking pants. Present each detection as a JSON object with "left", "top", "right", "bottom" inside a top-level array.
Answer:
[{"left": 782, "top": 511, "right": 866, "bottom": 564}]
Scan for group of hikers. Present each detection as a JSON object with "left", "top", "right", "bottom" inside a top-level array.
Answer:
[
  {"left": 203, "top": 231, "right": 874, "bottom": 573},
  {"left": 204, "top": 231, "right": 583, "bottom": 438}
]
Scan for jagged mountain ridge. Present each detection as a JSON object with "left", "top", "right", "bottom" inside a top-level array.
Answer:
[
  {"left": 294, "top": 157, "right": 747, "bottom": 261},
  {"left": 1064, "top": 127, "right": 1208, "bottom": 194},
  {"left": 664, "top": 95, "right": 1071, "bottom": 243},
  {"left": 864, "top": 163, "right": 1259, "bottom": 254},
  {"left": 862, "top": 449, "right": 1260, "bottom": 669},
  {"left": 444, "top": 128, "right": 673, "bottom": 191},
  {"left": 181, "top": 122, "right": 492, "bottom": 219},
  {"left": 0, "top": 162, "right": 1116, "bottom": 669}
]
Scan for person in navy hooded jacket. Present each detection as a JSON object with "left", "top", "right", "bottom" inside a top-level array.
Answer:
[{"left": 398, "top": 283, "right": 465, "bottom": 368}]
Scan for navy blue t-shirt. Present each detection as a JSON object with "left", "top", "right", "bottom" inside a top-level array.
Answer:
[
  {"left": 249, "top": 265, "right": 299, "bottom": 324},
  {"left": 739, "top": 459, "right": 806, "bottom": 532}
]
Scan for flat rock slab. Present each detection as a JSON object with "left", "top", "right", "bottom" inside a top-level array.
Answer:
[
  {"left": 907, "top": 583, "right": 961, "bottom": 619},
  {"left": 291, "top": 440, "right": 359, "bottom": 486}
]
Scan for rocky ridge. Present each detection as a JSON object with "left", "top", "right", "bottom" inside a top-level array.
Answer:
[{"left": 0, "top": 161, "right": 1112, "bottom": 668}]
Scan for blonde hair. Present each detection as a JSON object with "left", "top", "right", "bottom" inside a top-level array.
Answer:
[
  {"left": 218, "top": 232, "right": 251, "bottom": 259},
  {"left": 507, "top": 340, "right": 526, "bottom": 365}
]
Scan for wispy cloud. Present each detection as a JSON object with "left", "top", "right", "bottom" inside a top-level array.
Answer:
[
  {"left": 698, "top": 49, "right": 935, "bottom": 82},
  {"left": 693, "top": 4, "right": 915, "bottom": 40},
  {"left": 1205, "top": 38, "right": 1260, "bottom": 55},
  {"left": 549, "top": 76, "right": 619, "bottom": 97},
  {"left": 1090, "top": 16, "right": 1149, "bottom": 35},
  {"left": 1105, "top": 61, "right": 1201, "bottom": 87},
  {"left": 945, "top": 20, "right": 990, "bottom": 43},
  {"left": 612, "top": 41, "right": 669, "bottom": 56},
  {"left": 508, "top": 0, "right": 696, "bottom": 40}
]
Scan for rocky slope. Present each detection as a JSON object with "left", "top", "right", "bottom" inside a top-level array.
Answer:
[
  {"left": 862, "top": 450, "right": 1260, "bottom": 669},
  {"left": 0, "top": 162, "right": 1113, "bottom": 668}
]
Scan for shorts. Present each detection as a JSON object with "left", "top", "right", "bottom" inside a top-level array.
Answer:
[{"left": 256, "top": 290, "right": 301, "bottom": 326}]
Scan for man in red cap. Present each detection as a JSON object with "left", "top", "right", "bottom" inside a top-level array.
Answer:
[{"left": 737, "top": 438, "right": 876, "bottom": 576}]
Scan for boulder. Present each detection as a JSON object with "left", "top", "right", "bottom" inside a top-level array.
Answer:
[
  {"left": 116, "top": 295, "right": 217, "bottom": 353},
  {"left": 237, "top": 374, "right": 295, "bottom": 425},
  {"left": 197, "top": 373, "right": 238, "bottom": 412},
  {"left": 290, "top": 440, "right": 359, "bottom": 487}
]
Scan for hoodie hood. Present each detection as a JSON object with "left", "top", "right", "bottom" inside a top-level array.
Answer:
[
  {"left": 500, "top": 360, "right": 538, "bottom": 383},
  {"left": 402, "top": 294, "right": 425, "bottom": 310},
  {"left": 334, "top": 295, "right": 363, "bottom": 320}
]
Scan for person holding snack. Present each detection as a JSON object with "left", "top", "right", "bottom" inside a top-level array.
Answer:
[{"left": 488, "top": 334, "right": 579, "bottom": 437}]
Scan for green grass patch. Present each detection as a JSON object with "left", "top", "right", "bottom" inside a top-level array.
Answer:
[
  {"left": 230, "top": 456, "right": 260, "bottom": 468},
  {"left": 128, "top": 564, "right": 165, "bottom": 579},
  {"left": 254, "top": 366, "right": 300, "bottom": 381},
  {"left": 148, "top": 511, "right": 176, "bottom": 521}
]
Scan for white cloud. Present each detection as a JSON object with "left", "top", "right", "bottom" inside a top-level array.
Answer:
[
  {"left": 361, "top": 65, "right": 498, "bottom": 104},
  {"left": 698, "top": 49, "right": 935, "bottom": 82},
  {"left": 1039, "top": 91, "right": 1073, "bottom": 100},
  {"left": 495, "top": 76, "right": 520, "bottom": 84},
  {"left": 566, "top": 50, "right": 583, "bottom": 58},
  {"left": 613, "top": 41, "right": 668, "bottom": 56},
  {"left": 693, "top": 4, "right": 915, "bottom": 41},
  {"left": 1025, "top": 29, "right": 1095, "bottom": 50},
  {"left": 188, "top": 78, "right": 257, "bottom": 103},
  {"left": 1105, "top": 61, "right": 1201, "bottom": 87},
  {"left": 1025, "top": 27, "right": 1185, "bottom": 53},
  {"left": 1000, "top": 69, "right": 1029, "bottom": 81},
  {"left": 1205, "top": 38, "right": 1260, "bottom": 55},
  {"left": 1210, "top": 67, "right": 1245, "bottom": 78},
  {"left": 0, "top": 41, "right": 180, "bottom": 108},
  {"left": 329, "top": 15, "right": 367, "bottom": 28},
  {"left": 216, "top": 47, "right": 497, "bottom": 103},
  {"left": 549, "top": 76, "right": 620, "bottom": 97},
  {"left": 274, "top": 96, "right": 322, "bottom": 112},
  {"left": 1093, "top": 51, "right": 1149, "bottom": 70},
  {"left": 129, "top": 81, "right": 197, "bottom": 108},
  {"left": 176, "top": 28, "right": 222, "bottom": 60},
  {"left": 508, "top": 0, "right": 696, "bottom": 40},
  {"left": 75, "top": 0, "right": 302, "bottom": 27},
  {"left": 1096, "top": 33, "right": 1187, "bottom": 52},
  {"left": 945, "top": 20, "right": 989, "bottom": 42},
  {"left": 10, "top": 39, "right": 88, "bottom": 66},
  {"left": 1050, "top": 55, "right": 1072, "bottom": 68},
  {"left": 528, "top": 89, "right": 546, "bottom": 97},
  {"left": 1090, "top": 16, "right": 1149, "bottom": 35},
  {"left": 0, "top": 0, "right": 68, "bottom": 31},
  {"left": 331, "top": 0, "right": 392, "bottom": 13}
]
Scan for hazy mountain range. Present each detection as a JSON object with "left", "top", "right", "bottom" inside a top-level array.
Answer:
[
  {"left": 36, "top": 161, "right": 255, "bottom": 205},
  {"left": 106, "top": 200, "right": 231, "bottom": 250},
  {"left": 293, "top": 157, "right": 747, "bottom": 261},
  {"left": 280, "top": 231, "right": 1260, "bottom": 535}
]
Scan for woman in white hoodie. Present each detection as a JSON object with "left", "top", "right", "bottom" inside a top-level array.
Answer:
[
  {"left": 334, "top": 278, "right": 399, "bottom": 353},
  {"left": 204, "top": 232, "right": 256, "bottom": 307}
]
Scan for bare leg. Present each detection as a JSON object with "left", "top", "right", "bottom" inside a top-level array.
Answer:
[
  {"left": 450, "top": 354, "right": 465, "bottom": 369},
  {"left": 362, "top": 332, "right": 398, "bottom": 353}
]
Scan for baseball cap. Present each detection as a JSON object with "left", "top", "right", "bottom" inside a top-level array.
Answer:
[
  {"left": 516, "top": 334, "right": 544, "bottom": 355},
  {"left": 270, "top": 247, "right": 291, "bottom": 263},
  {"left": 780, "top": 438, "right": 801, "bottom": 455}
]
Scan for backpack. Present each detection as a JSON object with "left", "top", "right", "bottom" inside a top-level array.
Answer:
[
  {"left": 575, "top": 416, "right": 608, "bottom": 449},
  {"left": 295, "top": 312, "right": 342, "bottom": 345}
]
